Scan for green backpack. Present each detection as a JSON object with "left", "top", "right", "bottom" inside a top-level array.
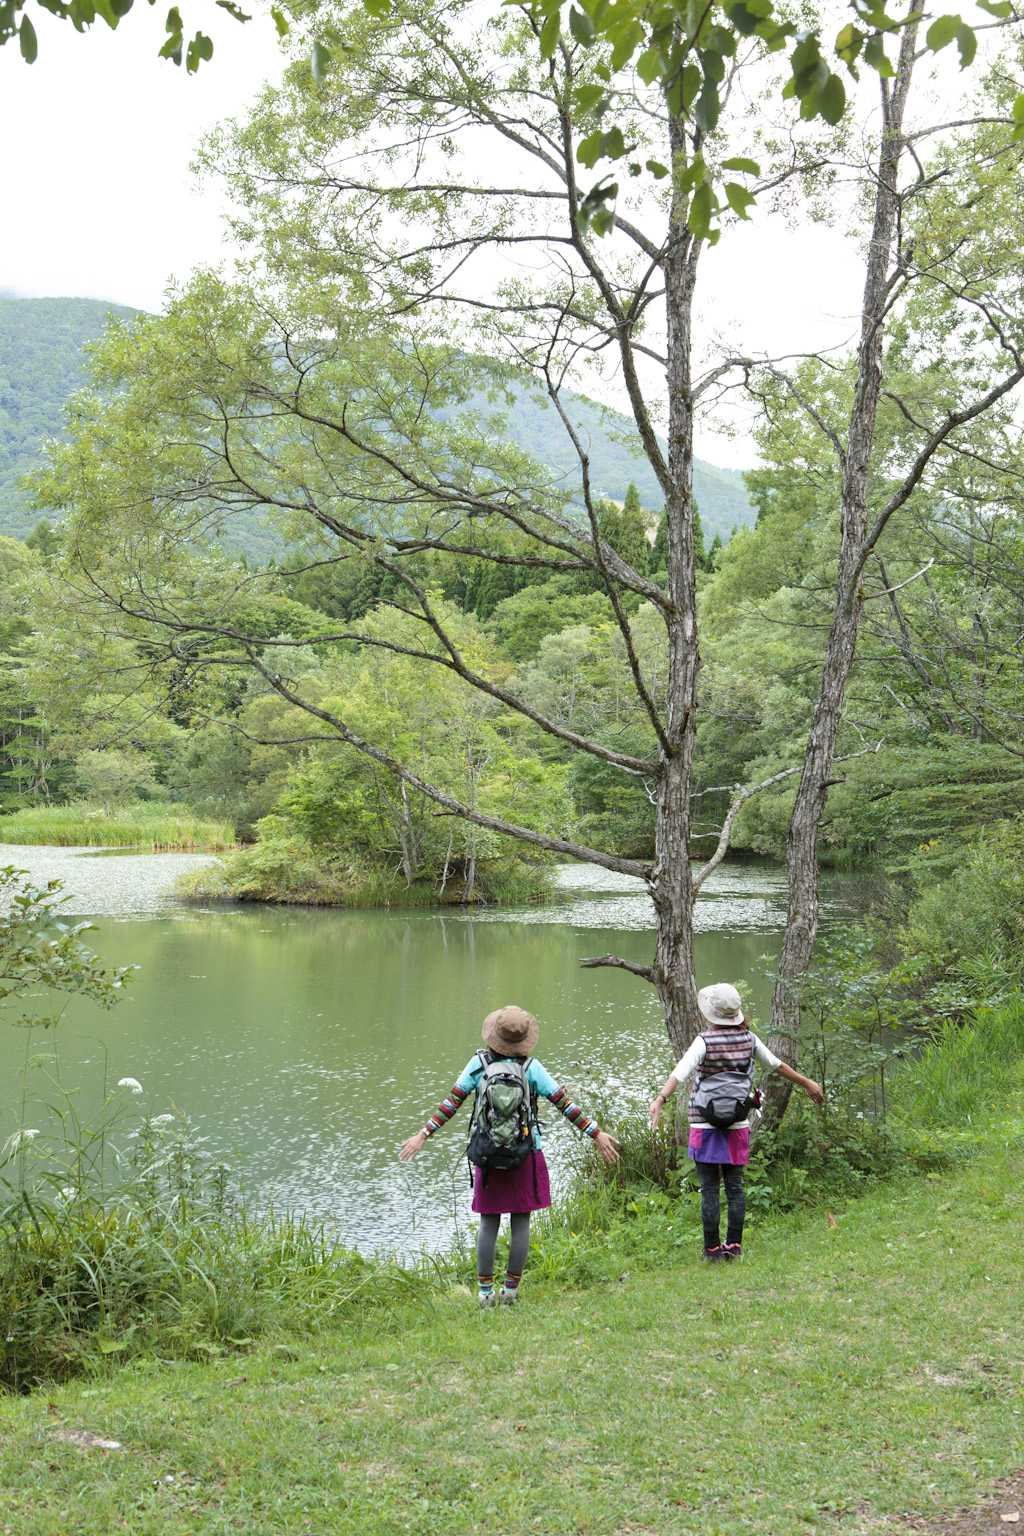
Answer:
[{"left": 465, "top": 1050, "right": 537, "bottom": 1178}]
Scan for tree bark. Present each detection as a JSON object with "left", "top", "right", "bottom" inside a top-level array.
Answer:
[
  {"left": 764, "top": 17, "right": 920, "bottom": 1120},
  {"left": 650, "top": 109, "right": 703, "bottom": 1059}
]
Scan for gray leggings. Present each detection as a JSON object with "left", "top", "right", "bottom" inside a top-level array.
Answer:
[{"left": 476, "top": 1212, "right": 531, "bottom": 1278}]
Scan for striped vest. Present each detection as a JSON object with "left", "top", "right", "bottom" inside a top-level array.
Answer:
[{"left": 687, "top": 1025, "right": 755, "bottom": 1126}]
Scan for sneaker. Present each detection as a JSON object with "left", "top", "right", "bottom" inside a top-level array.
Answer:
[
  {"left": 478, "top": 1291, "right": 496, "bottom": 1308},
  {"left": 722, "top": 1243, "right": 742, "bottom": 1261},
  {"left": 702, "top": 1245, "right": 726, "bottom": 1263},
  {"left": 499, "top": 1288, "right": 519, "bottom": 1306}
]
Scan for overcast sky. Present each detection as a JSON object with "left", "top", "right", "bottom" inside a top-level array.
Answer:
[{"left": 0, "top": 10, "right": 888, "bottom": 469}]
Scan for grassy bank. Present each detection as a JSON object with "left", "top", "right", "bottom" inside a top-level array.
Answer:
[
  {"left": 0, "top": 803, "right": 236, "bottom": 850},
  {"left": 0, "top": 1129, "right": 1021, "bottom": 1536}
]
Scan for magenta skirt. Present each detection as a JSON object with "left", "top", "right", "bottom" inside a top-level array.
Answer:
[{"left": 472, "top": 1150, "right": 551, "bottom": 1214}]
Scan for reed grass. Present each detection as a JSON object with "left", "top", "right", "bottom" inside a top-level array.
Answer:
[
  {"left": 0, "top": 1093, "right": 434, "bottom": 1391},
  {"left": 0, "top": 802, "right": 235, "bottom": 850}
]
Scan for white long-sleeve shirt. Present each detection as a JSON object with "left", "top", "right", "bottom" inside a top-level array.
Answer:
[{"left": 673, "top": 1033, "right": 782, "bottom": 1130}]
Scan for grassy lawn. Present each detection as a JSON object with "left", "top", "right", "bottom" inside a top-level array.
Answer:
[{"left": 0, "top": 1136, "right": 1020, "bottom": 1536}]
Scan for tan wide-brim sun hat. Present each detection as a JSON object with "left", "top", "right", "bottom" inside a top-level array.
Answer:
[
  {"left": 697, "top": 982, "right": 746, "bottom": 1027},
  {"left": 481, "top": 1005, "right": 539, "bottom": 1057}
]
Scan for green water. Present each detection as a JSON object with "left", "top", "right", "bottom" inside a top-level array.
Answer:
[{"left": 0, "top": 849, "right": 861, "bottom": 1254}]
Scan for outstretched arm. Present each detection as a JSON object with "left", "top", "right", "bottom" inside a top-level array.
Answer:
[
  {"left": 549, "top": 1086, "right": 619, "bottom": 1165},
  {"left": 399, "top": 1081, "right": 470, "bottom": 1161},
  {"left": 649, "top": 1072, "right": 679, "bottom": 1131},
  {"left": 774, "top": 1061, "right": 824, "bottom": 1106}
]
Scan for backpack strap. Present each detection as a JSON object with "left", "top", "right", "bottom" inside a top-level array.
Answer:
[{"left": 467, "top": 1050, "right": 490, "bottom": 1189}]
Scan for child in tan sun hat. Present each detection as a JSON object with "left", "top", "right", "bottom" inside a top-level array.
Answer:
[
  {"left": 400, "top": 1005, "right": 618, "bottom": 1306},
  {"left": 649, "top": 983, "right": 823, "bottom": 1263}
]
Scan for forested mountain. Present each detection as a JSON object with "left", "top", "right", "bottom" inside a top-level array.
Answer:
[
  {"left": 0, "top": 297, "right": 138, "bottom": 539},
  {"left": 0, "top": 296, "right": 754, "bottom": 550},
  {"left": 447, "top": 383, "right": 754, "bottom": 542}
]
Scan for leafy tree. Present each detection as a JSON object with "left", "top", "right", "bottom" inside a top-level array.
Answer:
[{"left": 74, "top": 748, "right": 159, "bottom": 816}]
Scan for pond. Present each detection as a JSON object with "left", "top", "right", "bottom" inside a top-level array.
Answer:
[{"left": 0, "top": 845, "right": 861, "bottom": 1256}]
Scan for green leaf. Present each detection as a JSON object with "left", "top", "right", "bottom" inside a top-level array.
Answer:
[
  {"left": 863, "top": 33, "right": 895, "bottom": 77},
  {"left": 159, "top": 5, "right": 183, "bottom": 64},
  {"left": 214, "top": 0, "right": 251, "bottom": 18},
  {"left": 687, "top": 179, "right": 716, "bottom": 240},
  {"left": 699, "top": 45, "right": 725, "bottom": 83},
  {"left": 19, "top": 12, "right": 38, "bottom": 58},
  {"left": 568, "top": 6, "right": 595, "bottom": 45},
  {"left": 835, "top": 21, "right": 862, "bottom": 65},
  {"left": 576, "top": 129, "right": 603, "bottom": 169},
  {"left": 573, "top": 83, "right": 606, "bottom": 115},
  {"left": 636, "top": 46, "right": 662, "bottom": 84},
  {"left": 310, "top": 39, "right": 331, "bottom": 83},
  {"left": 270, "top": 6, "right": 289, "bottom": 35},
  {"left": 646, "top": 158, "right": 669, "bottom": 179},
  {"left": 694, "top": 77, "right": 720, "bottom": 134},
  {"left": 721, "top": 156, "right": 759, "bottom": 174},
  {"left": 706, "top": 25, "right": 737, "bottom": 56},
  {"left": 98, "top": 1336, "right": 129, "bottom": 1353},
  {"left": 954, "top": 22, "right": 976, "bottom": 67},
  {"left": 599, "top": 125, "right": 627, "bottom": 159},
  {"left": 539, "top": 9, "right": 559, "bottom": 56},
  {"left": 578, "top": 176, "right": 618, "bottom": 235},
  {"left": 976, "top": 0, "right": 1011, "bottom": 14},
  {"left": 724, "top": 180, "right": 756, "bottom": 218},
  {"left": 608, "top": 17, "right": 644, "bottom": 70},
  {"left": 816, "top": 71, "right": 846, "bottom": 124},
  {"left": 925, "top": 13, "right": 960, "bottom": 51},
  {"left": 185, "top": 29, "right": 213, "bottom": 70},
  {"left": 362, "top": 0, "right": 390, "bottom": 15}
]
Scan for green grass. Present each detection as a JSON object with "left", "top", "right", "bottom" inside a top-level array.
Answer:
[
  {"left": 0, "top": 1126, "right": 1021, "bottom": 1535},
  {"left": 0, "top": 803, "right": 236, "bottom": 850}
]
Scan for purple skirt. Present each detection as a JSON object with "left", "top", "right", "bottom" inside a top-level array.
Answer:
[
  {"left": 472, "top": 1149, "right": 551, "bottom": 1214},
  {"left": 688, "top": 1126, "right": 750, "bottom": 1166}
]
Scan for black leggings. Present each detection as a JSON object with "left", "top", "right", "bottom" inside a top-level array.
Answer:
[
  {"left": 476, "top": 1212, "right": 531, "bottom": 1279},
  {"left": 696, "top": 1162, "right": 745, "bottom": 1248}
]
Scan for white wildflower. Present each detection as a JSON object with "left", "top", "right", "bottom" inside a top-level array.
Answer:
[
  {"left": 3, "top": 1128, "right": 39, "bottom": 1156},
  {"left": 150, "top": 1114, "right": 176, "bottom": 1127},
  {"left": 118, "top": 1078, "right": 144, "bottom": 1094}
]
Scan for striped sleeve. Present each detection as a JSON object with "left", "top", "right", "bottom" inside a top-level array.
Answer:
[
  {"left": 423, "top": 1083, "right": 469, "bottom": 1137},
  {"left": 549, "top": 1085, "right": 599, "bottom": 1139}
]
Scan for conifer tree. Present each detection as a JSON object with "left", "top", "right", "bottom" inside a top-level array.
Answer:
[
  {"left": 617, "top": 483, "right": 650, "bottom": 577},
  {"left": 693, "top": 507, "right": 706, "bottom": 572}
]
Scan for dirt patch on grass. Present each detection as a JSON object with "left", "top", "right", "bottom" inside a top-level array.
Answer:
[{"left": 902, "top": 1473, "right": 1024, "bottom": 1535}]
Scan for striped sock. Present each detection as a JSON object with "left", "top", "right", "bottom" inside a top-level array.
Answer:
[
  {"left": 502, "top": 1272, "right": 522, "bottom": 1295},
  {"left": 478, "top": 1276, "right": 494, "bottom": 1300}
]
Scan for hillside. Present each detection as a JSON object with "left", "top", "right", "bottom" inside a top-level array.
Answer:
[
  {"left": 0, "top": 296, "right": 755, "bottom": 552},
  {"left": 461, "top": 380, "right": 754, "bottom": 541},
  {"left": 0, "top": 297, "right": 138, "bottom": 539}
]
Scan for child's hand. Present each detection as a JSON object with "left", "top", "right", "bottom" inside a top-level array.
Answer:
[
  {"left": 805, "top": 1079, "right": 825, "bottom": 1107},
  {"left": 649, "top": 1097, "right": 663, "bottom": 1129},
  {"left": 594, "top": 1130, "right": 620, "bottom": 1166},
  {"left": 399, "top": 1130, "right": 428, "bottom": 1161}
]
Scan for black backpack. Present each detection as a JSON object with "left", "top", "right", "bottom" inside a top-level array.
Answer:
[{"left": 466, "top": 1050, "right": 539, "bottom": 1185}]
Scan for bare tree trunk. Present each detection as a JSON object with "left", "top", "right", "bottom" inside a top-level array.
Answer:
[
  {"left": 765, "top": 19, "right": 920, "bottom": 1120},
  {"left": 650, "top": 111, "right": 703, "bottom": 1059}
]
